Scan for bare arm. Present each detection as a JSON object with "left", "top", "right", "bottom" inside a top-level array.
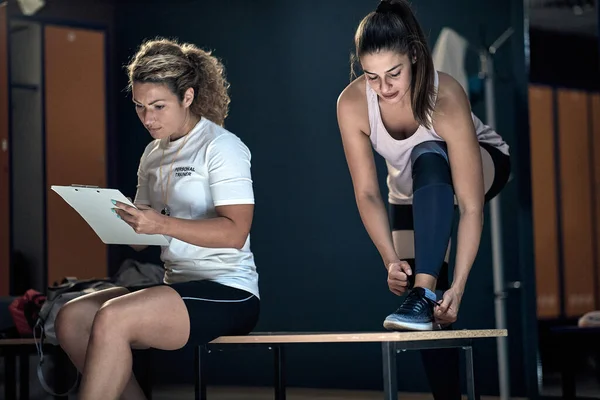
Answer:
[
  {"left": 336, "top": 89, "right": 399, "bottom": 269},
  {"left": 433, "top": 76, "right": 485, "bottom": 294},
  {"left": 162, "top": 204, "right": 253, "bottom": 249},
  {"left": 114, "top": 202, "right": 253, "bottom": 250}
]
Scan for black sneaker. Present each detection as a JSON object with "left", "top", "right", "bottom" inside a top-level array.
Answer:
[{"left": 383, "top": 287, "right": 440, "bottom": 331}]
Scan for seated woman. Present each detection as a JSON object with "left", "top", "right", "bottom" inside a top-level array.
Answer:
[{"left": 54, "top": 38, "right": 260, "bottom": 400}]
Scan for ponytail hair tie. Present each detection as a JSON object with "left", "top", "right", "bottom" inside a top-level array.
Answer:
[{"left": 376, "top": 0, "right": 395, "bottom": 13}]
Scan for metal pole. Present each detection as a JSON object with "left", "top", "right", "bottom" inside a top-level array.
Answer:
[
  {"left": 486, "top": 58, "right": 510, "bottom": 400},
  {"left": 479, "top": 27, "right": 513, "bottom": 400}
]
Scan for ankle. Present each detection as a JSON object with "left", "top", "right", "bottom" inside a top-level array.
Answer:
[{"left": 414, "top": 273, "right": 437, "bottom": 292}]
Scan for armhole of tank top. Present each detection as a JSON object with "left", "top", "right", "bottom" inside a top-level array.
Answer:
[
  {"left": 427, "top": 70, "right": 440, "bottom": 128},
  {"left": 364, "top": 80, "right": 376, "bottom": 140},
  {"left": 433, "top": 70, "right": 440, "bottom": 104}
]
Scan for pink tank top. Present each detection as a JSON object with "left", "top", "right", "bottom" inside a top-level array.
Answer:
[{"left": 366, "top": 70, "right": 510, "bottom": 204}]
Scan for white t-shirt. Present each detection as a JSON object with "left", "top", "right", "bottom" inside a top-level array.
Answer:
[{"left": 134, "top": 117, "right": 259, "bottom": 298}]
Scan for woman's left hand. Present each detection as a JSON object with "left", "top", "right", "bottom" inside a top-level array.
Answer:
[
  {"left": 434, "top": 286, "right": 464, "bottom": 326},
  {"left": 113, "top": 201, "right": 165, "bottom": 235}
]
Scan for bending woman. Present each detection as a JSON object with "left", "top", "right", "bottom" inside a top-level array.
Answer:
[{"left": 336, "top": 0, "right": 510, "bottom": 332}]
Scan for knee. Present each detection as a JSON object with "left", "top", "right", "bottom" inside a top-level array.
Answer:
[
  {"left": 90, "top": 300, "right": 127, "bottom": 341},
  {"left": 410, "top": 141, "right": 452, "bottom": 189},
  {"left": 55, "top": 301, "right": 89, "bottom": 345},
  {"left": 410, "top": 141, "right": 449, "bottom": 165}
]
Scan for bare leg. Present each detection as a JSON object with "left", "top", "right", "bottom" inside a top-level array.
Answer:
[
  {"left": 78, "top": 285, "right": 190, "bottom": 400},
  {"left": 54, "top": 287, "right": 148, "bottom": 400}
]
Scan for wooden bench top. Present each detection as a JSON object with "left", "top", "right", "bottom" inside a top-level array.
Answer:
[
  {"left": 210, "top": 329, "right": 507, "bottom": 344},
  {"left": 0, "top": 329, "right": 507, "bottom": 346}
]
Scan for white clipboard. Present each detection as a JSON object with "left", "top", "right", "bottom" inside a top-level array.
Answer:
[{"left": 51, "top": 185, "right": 170, "bottom": 246}]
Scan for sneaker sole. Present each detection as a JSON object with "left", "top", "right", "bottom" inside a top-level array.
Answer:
[{"left": 383, "top": 319, "right": 433, "bottom": 331}]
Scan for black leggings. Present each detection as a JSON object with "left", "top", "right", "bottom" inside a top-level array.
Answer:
[
  {"left": 388, "top": 140, "right": 510, "bottom": 400},
  {"left": 389, "top": 140, "right": 511, "bottom": 290}
]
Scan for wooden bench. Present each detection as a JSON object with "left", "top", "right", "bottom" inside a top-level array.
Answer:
[{"left": 194, "top": 329, "right": 507, "bottom": 400}]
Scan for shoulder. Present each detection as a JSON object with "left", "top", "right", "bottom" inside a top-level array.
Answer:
[
  {"left": 202, "top": 119, "right": 251, "bottom": 159},
  {"left": 139, "top": 139, "right": 161, "bottom": 163},
  {"left": 434, "top": 72, "right": 470, "bottom": 115},
  {"left": 432, "top": 72, "right": 472, "bottom": 127},
  {"left": 432, "top": 72, "right": 475, "bottom": 140},
  {"left": 337, "top": 76, "right": 367, "bottom": 113},
  {"left": 336, "top": 76, "right": 369, "bottom": 131}
]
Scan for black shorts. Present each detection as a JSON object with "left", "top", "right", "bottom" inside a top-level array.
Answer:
[{"left": 127, "top": 280, "right": 260, "bottom": 346}]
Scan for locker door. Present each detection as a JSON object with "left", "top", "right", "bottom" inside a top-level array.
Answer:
[
  {"left": 0, "top": 4, "right": 9, "bottom": 296},
  {"left": 44, "top": 25, "right": 107, "bottom": 285},
  {"left": 557, "top": 88, "right": 596, "bottom": 317},
  {"left": 529, "top": 85, "right": 560, "bottom": 318}
]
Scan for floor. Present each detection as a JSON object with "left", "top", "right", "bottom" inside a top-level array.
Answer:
[
  {"left": 0, "top": 383, "right": 532, "bottom": 400},
  {"left": 2, "top": 357, "right": 600, "bottom": 399},
  {"left": 150, "top": 386, "right": 527, "bottom": 400},
  {"left": 2, "top": 380, "right": 600, "bottom": 399},
  {"left": 540, "top": 371, "right": 600, "bottom": 399}
]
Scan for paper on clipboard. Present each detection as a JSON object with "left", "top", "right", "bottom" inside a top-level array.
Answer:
[{"left": 51, "top": 185, "right": 170, "bottom": 246}]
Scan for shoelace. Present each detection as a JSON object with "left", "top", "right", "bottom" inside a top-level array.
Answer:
[{"left": 396, "top": 289, "right": 441, "bottom": 314}]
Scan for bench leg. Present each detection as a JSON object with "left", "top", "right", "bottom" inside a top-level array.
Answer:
[
  {"left": 382, "top": 342, "right": 397, "bottom": 400},
  {"left": 5, "top": 350, "right": 17, "bottom": 400},
  {"left": 464, "top": 346, "right": 476, "bottom": 400},
  {"left": 195, "top": 346, "right": 207, "bottom": 400},
  {"left": 273, "top": 346, "right": 286, "bottom": 400},
  {"left": 19, "top": 352, "right": 29, "bottom": 400}
]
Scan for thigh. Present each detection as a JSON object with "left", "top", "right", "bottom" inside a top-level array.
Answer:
[
  {"left": 59, "top": 287, "right": 131, "bottom": 325},
  {"left": 98, "top": 285, "right": 191, "bottom": 350},
  {"left": 99, "top": 280, "right": 259, "bottom": 350}
]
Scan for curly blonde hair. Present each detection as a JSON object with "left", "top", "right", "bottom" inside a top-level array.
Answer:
[{"left": 126, "top": 37, "right": 230, "bottom": 126}]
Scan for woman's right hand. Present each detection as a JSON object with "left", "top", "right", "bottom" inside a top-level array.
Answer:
[{"left": 387, "top": 261, "right": 412, "bottom": 296}]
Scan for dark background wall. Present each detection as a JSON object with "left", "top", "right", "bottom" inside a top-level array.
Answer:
[{"left": 110, "top": 0, "right": 535, "bottom": 396}]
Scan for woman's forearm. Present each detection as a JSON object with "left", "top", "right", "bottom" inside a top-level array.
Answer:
[
  {"left": 356, "top": 193, "right": 399, "bottom": 269},
  {"left": 159, "top": 216, "right": 247, "bottom": 249},
  {"left": 452, "top": 209, "right": 484, "bottom": 292}
]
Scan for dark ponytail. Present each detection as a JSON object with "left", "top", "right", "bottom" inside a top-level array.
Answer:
[{"left": 352, "top": 0, "right": 436, "bottom": 128}]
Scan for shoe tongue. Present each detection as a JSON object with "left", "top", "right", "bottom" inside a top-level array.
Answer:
[{"left": 411, "top": 287, "right": 438, "bottom": 304}]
